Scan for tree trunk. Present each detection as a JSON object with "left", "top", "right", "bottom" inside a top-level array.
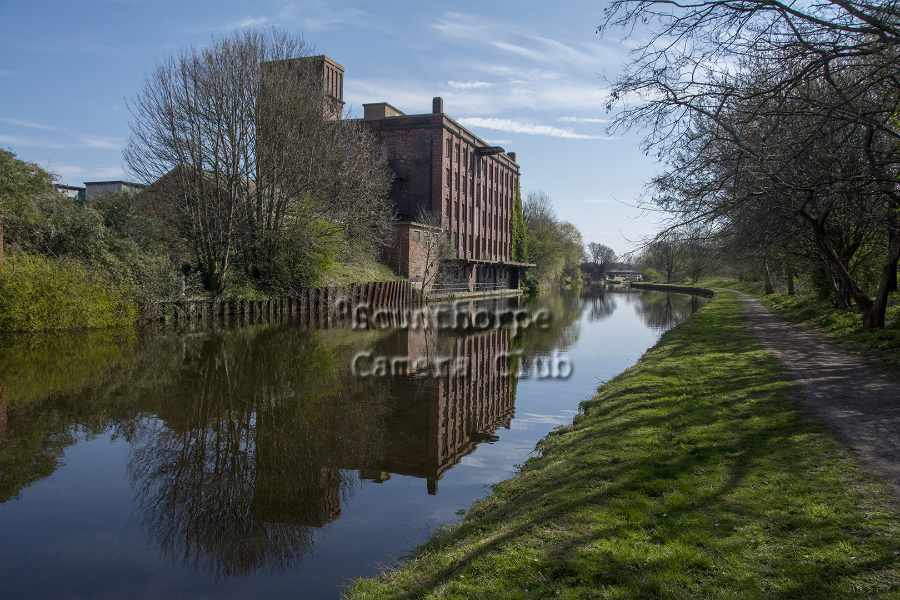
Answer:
[
  {"left": 784, "top": 262, "right": 795, "bottom": 295},
  {"left": 763, "top": 257, "right": 774, "bottom": 295},
  {"left": 831, "top": 272, "right": 852, "bottom": 310},
  {"left": 861, "top": 214, "right": 900, "bottom": 329}
]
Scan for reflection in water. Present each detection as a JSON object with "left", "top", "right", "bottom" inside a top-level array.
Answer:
[
  {"left": 587, "top": 292, "right": 617, "bottom": 322},
  {"left": 634, "top": 292, "right": 703, "bottom": 331},
  {"left": 0, "top": 290, "right": 704, "bottom": 593}
]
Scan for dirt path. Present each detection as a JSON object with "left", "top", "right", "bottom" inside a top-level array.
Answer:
[{"left": 739, "top": 294, "right": 900, "bottom": 501}]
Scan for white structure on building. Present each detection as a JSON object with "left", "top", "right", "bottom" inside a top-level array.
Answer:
[
  {"left": 53, "top": 184, "right": 86, "bottom": 201},
  {"left": 83, "top": 180, "right": 147, "bottom": 201}
]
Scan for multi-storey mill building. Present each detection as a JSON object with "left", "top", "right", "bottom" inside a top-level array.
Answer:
[{"left": 276, "top": 55, "right": 531, "bottom": 292}]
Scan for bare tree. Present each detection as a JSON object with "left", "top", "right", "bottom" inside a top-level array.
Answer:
[
  {"left": 415, "top": 209, "right": 450, "bottom": 292},
  {"left": 588, "top": 242, "right": 617, "bottom": 272},
  {"left": 643, "top": 233, "right": 682, "bottom": 283},
  {"left": 125, "top": 29, "right": 392, "bottom": 294},
  {"left": 602, "top": 0, "right": 899, "bottom": 327}
]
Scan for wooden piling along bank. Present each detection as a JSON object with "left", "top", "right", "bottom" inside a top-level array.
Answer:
[{"left": 144, "top": 280, "right": 422, "bottom": 329}]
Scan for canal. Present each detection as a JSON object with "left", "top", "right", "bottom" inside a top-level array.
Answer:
[{"left": 0, "top": 288, "right": 704, "bottom": 599}]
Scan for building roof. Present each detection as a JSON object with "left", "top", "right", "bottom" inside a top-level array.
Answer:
[
  {"left": 357, "top": 110, "right": 519, "bottom": 170},
  {"left": 83, "top": 180, "right": 148, "bottom": 188}
]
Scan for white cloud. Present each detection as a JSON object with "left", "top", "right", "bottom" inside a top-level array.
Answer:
[
  {"left": 457, "top": 117, "right": 607, "bottom": 140},
  {"left": 518, "top": 412, "right": 573, "bottom": 426},
  {"left": 432, "top": 12, "right": 624, "bottom": 73},
  {"left": 301, "top": 9, "right": 366, "bottom": 32},
  {"left": 469, "top": 63, "right": 562, "bottom": 81},
  {"left": 231, "top": 16, "right": 270, "bottom": 29},
  {"left": 559, "top": 116, "right": 609, "bottom": 124},
  {"left": 220, "top": 3, "right": 367, "bottom": 33},
  {"left": 1, "top": 120, "right": 128, "bottom": 151},
  {"left": 345, "top": 76, "right": 616, "bottom": 117},
  {"left": 0, "top": 117, "right": 57, "bottom": 131},
  {"left": 80, "top": 135, "right": 124, "bottom": 150},
  {"left": 0, "top": 134, "right": 65, "bottom": 149},
  {"left": 490, "top": 41, "right": 547, "bottom": 63},
  {"left": 431, "top": 11, "right": 492, "bottom": 41},
  {"left": 447, "top": 80, "right": 493, "bottom": 90}
]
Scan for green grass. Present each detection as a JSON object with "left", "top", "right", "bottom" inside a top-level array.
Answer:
[
  {"left": 346, "top": 291, "right": 900, "bottom": 599},
  {"left": 696, "top": 278, "right": 900, "bottom": 374},
  {"left": 319, "top": 255, "right": 399, "bottom": 287}
]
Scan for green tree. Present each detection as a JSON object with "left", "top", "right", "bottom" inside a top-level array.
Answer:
[
  {"left": 511, "top": 181, "right": 528, "bottom": 262},
  {"left": 522, "top": 191, "right": 584, "bottom": 291},
  {"left": 0, "top": 150, "right": 54, "bottom": 267}
]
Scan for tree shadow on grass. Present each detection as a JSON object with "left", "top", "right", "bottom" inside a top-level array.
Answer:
[{"left": 352, "top": 296, "right": 900, "bottom": 599}]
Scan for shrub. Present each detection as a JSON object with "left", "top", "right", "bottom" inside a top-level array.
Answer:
[{"left": 0, "top": 253, "right": 138, "bottom": 331}]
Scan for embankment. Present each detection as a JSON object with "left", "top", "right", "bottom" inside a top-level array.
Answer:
[
  {"left": 630, "top": 281, "right": 715, "bottom": 297},
  {"left": 346, "top": 291, "right": 900, "bottom": 599}
]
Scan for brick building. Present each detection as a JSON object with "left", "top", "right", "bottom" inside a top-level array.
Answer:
[
  {"left": 279, "top": 55, "right": 530, "bottom": 292},
  {"left": 358, "top": 97, "right": 530, "bottom": 292}
]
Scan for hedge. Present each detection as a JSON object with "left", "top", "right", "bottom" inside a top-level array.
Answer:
[{"left": 0, "top": 253, "right": 138, "bottom": 331}]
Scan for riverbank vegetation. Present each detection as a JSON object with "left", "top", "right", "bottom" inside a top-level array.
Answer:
[
  {"left": 521, "top": 191, "right": 584, "bottom": 293},
  {"left": 0, "top": 254, "right": 138, "bottom": 331},
  {"left": 602, "top": 0, "right": 898, "bottom": 329},
  {"left": 0, "top": 32, "right": 399, "bottom": 330},
  {"left": 0, "top": 150, "right": 171, "bottom": 330},
  {"left": 347, "top": 291, "right": 900, "bottom": 598}
]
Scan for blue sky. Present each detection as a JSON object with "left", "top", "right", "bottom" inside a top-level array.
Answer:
[{"left": 0, "top": 0, "right": 664, "bottom": 254}]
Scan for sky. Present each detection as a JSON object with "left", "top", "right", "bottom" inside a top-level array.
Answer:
[{"left": 0, "top": 0, "right": 667, "bottom": 255}]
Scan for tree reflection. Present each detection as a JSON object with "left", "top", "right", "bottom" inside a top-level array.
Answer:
[
  {"left": 0, "top": 293, "right": 591, "bottom": 577},
  {"left": 0, "top": 330, "right": 138, "bottom": 502},
  {"left": 633, "top": 292, "right": 705, "bottom": 331},
  {"left": 583, "top": 289, "right": 618, "bottom": 322},
  {"left": 516, "top": 291, "right": 583, "bottom": 355},
  {"left": 126, "top": 328, "right": 387, "bottom": 576}
]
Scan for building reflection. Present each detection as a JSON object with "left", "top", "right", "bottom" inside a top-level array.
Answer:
[
  {"left": 341, "top": 327, "right": 514, "bottom": 495},
  {"left": 119, "top": 323, "right": 515, "bottom": 575},
  {"left": 0, "top": 293, "right": 596, "bottom": 577}
]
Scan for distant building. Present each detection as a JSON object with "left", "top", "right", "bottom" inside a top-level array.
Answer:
[
  {"left": 607, "top": 270, "right": 644, "bottom": 282},
  {"left": 53, "top": 183, "right": 86, "bottom": 201},
  {"left": 83, "top": 180, "right": 147, "bottom": 201}
]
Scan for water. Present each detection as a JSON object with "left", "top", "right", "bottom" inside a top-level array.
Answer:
[{"left": 0, "top": 288, "right": 704, "bottom": 599}]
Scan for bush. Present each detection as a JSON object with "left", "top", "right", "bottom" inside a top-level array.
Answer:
[{"left": 0, "top": 254, "right": 138, "bottom": 331}]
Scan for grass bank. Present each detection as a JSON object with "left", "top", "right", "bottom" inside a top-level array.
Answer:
[{"left": 347, "top": 291, "right": 900, "bottom": 599}]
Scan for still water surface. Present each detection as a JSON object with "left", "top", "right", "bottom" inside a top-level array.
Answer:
[{"left": 0, "top": 288, "right": 704, "bottom": 599}]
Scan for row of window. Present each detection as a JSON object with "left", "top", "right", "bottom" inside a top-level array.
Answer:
[
  {"left": 442, "top": 135, "right": 516, "bottom": 262},
  {"left": 325, "top": 65, "right": 343, "bottom": 101}
]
